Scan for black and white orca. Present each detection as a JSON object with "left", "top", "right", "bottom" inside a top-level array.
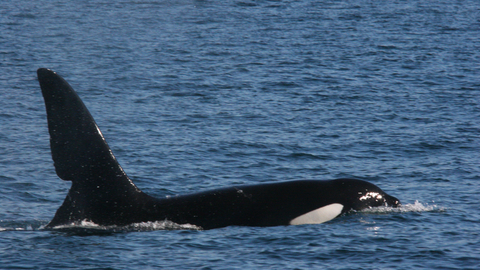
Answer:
[{"left": 37, "top": 68, "right": 400, "bottom": 230}]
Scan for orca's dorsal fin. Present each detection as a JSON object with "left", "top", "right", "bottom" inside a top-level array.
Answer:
[
  {"left": 37, "top": 69, "right": 155, "bottom": 227},
  {"left": 37, "top": 68, "right": 137, "bottom": 189}
]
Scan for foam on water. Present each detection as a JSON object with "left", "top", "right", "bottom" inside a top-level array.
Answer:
[
  {"left": 361, "top": 200, "right": 444, "bottom": 214},
  {"left": 48, "top": 219, "right": 202, "bottom": 233},
  {"left": 0, "top": 220, "right": 46, "bottom": 232},
  {"left": 0, "top": 225, "right": 33, "bottom": 232}
]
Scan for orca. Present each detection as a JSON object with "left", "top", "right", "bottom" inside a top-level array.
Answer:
[{"left": 37, "top": 68, "right": 400, "bottom": 230}]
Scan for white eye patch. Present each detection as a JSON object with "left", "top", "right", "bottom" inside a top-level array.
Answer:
[{"left": 289, "top": 203, "right": 344, "bottom": 225}]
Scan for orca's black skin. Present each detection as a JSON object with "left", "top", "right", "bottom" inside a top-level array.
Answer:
[{"left": 37, "top": 68, "right": 400, "bottom": 230}]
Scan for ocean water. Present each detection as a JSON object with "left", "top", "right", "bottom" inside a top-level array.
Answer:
[{"left": 1, "top": 0, "right": 479, "bottom": 269}]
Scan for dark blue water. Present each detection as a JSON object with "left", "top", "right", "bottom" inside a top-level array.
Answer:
[{"left": 1, "top": 0, "right": 479, "bottom": 269}]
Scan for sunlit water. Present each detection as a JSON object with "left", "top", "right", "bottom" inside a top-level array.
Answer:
[{"left": 1, "top": 0, "right": 479, "bottom": 269}]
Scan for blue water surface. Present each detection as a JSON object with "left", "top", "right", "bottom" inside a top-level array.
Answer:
[{"left": 1, "top": 0, "right": 479, "bottom": 269}]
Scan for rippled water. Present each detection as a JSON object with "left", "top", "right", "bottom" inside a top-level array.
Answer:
[{"left": 1, "top": 0, "right": 479, "bottom": 269}]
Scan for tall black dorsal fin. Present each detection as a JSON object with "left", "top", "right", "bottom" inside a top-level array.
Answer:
[
  {"left": 37, "top": 68, "right": 137, "bottom": 188},
  {"left": 37, "top": 69, "right": 157, "bottom": 227}
]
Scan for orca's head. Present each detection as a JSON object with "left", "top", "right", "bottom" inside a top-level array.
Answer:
[{"left": 333, "top": 179, "right": 401, "bottom": 213}]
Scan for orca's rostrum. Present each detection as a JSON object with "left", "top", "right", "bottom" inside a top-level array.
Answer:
[{"left": 37, "top": 68, "right": 400, "bottom": 230}]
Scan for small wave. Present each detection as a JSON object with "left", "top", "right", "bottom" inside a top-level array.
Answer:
[
  {"left": 361, "top": 200, "right": 444, "bottom": 214},
  {"left": 0, "top": 220, "right": 47, "bottom": 232},
  {"left": 50, "top": 219, "right": 202, "bottom": 233},
  {"left": 0, "top": 226, "right": 32, "bottom": 232},
  {"left": 397, "top": 200, "right": 444, "bottom": 212},
  {"left": 125, "top": 220, "right": 202, "bottom": 231}
]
